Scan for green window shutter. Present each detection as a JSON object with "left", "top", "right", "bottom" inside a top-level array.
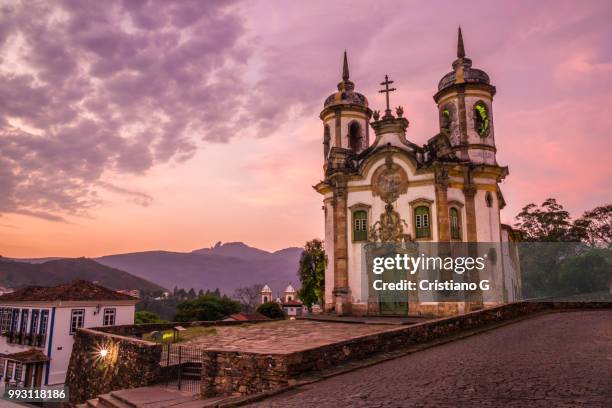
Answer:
[
  {"left": 354, "top": 210, "right": 367, "bottom": 241},
  {"left": 415, "top": 206, "right": 431, "bottom": 238},
  {"left": 450, "top": 207, "right": 461, "bottom": 240}
]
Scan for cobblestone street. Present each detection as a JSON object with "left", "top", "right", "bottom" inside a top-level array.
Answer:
[{"left": 248, "top": 310, "right": 612, "bottom": 408}]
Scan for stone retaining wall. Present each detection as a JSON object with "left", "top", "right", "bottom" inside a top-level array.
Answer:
[{"left": 66, "top": 328, "right": 162, "bottom": 403}]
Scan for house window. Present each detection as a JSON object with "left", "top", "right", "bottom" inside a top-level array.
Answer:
[
  {"left": 103, "top": 308, "right": 116, "bottom": 326},
  {"left": 39, "top": 310, "right": 49, "bottom": 337},
  {"left": 353, "top": 210, "right": 368, "bottom": 241},
  {"left": 10, "top": 309, "right": 19, "bottom": 333},
  {"left": 14, "top": 362, "right": 22, "bottom": 382},
  {"left": 70, "top": 309, "right": 85, "bottom": 334},
  {"left": 450, "top": 207, "right": 462, "bottom": 240},
  {"left": 0, "top": 308, "right": 11, "bottom": 332},
  {"left": 415, "top": 206, "right": 431, "bottom": 238},
  {"left": 6, "top": 360, "right": 14, "bottom": 379},
  {"left": 30, "top": 310, "right": 39, "bottom": 336},
  {"left": 19, "top": 309, "right": 29, "bottom": 334}
]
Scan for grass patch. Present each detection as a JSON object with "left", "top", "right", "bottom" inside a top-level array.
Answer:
[{"left": 143, "top": 326, "right": 218, "bottom": 343}]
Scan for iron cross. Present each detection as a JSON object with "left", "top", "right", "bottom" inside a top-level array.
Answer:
[{"left": 379, "top": 75, "right": 396, "bottom": 114}]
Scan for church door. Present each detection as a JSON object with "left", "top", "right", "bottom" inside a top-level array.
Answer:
[{"left": 378, "top": 266, "right": 408, "bottom": 315}]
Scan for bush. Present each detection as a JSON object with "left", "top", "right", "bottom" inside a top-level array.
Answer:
[
  {"left": 174, "top": 294, "right": 241, "bottom": 322},
  {"left": 135, "top": 310, "right": 164, "bottom": 324},
  {"left": 256, "top": 301, "right": 285, "bottom": 319}
]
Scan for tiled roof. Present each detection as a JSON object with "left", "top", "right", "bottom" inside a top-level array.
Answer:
[
  {"left": 4, "top": 349, "right": 49, "bottom": 363},
  {"left": 282, "top": 300, "right": 303, "bottom": 307},
  {"left": 228, "top": 312, "right": 270, "bottom": 321},
  {"left": 0, "top": 280, "right": 137, "bottom": 302}
]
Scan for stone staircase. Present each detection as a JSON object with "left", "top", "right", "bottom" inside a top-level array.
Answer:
[{"left": 76, "top": 386, "right": 208, "bottom": 408}]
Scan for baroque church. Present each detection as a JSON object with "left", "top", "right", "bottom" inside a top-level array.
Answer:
[{"left": 315, "top": 29, "right": 521, "bottom": 317}]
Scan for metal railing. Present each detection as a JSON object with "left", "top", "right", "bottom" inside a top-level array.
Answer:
[
  {"left": 159, "top": 344, "right": 203, "bottom": 393},
  {"left": 2, "top": 332, "right": 46, "bottom": 347}
]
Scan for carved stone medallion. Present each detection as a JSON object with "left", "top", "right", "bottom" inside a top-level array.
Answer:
[{"left": 371, "top": 156, "right": 408, "bottom": 204}]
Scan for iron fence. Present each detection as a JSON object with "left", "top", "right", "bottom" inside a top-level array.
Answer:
[{"left": 159, "top": 344, "right": 203, "bottom": 393}]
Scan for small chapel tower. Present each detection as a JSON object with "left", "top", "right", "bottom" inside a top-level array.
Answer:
[
  {"left": 283, "top": 284, "right": 297, "bottom": 302},
  {"left": 260, "top": 284, "right": 272, "bottom": 304},
  {"left": 320, "top": 51, "right": 373, "bottom": 164},
  {"left": 433, "top": 27, "right": 498, "bottom": 165}
]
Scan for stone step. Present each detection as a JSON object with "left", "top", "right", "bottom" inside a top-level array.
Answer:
[
  {"left": 86, "top": 398, "right": 100, "bottom": 407},
  {"left": 110, "top": 386, "right": 200, "bottom": 408},
  {"left": 98, "top": 393, "right": 134, "bottom": 408}
]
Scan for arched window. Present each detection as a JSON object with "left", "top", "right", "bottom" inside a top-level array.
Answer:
[
  {"left": 473, "top": 101, "right": 490, "bottom": 137},
  {"left": 450, "top": 207, "right": 461, "bottom": 240},
  {"left": 287, "top": 296, "right": 293, "bottom": 301},
  {"left": 323, "top": 124, "right": 331, "bottom": 158},
  {"left": 263, "top": 296, "right": 268, "bottom": 303},
  {"left": 485, "top": 191, "right": 494, "bottom": 208},
  {"left": 414, "top": 206, "right": 431, "bottom": 239},
  {"left": 348, "top": 121, "right": 362, "bottom": 153},
  {"left": 353, "top": 210, "right": 368, "bottom": 241}
]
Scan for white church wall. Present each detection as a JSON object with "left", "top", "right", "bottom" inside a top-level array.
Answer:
[{"left": 323, "top": 197, "right": 335, "bottom": 307}]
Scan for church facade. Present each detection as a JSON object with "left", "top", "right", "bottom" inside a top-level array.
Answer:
[{"left": 315, "top": 29, "right": 521, "bottom": 317}]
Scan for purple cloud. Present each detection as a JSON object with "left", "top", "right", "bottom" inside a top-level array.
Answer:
[{"left": 0, "top": 0, "right": 250, "bottom": 220}]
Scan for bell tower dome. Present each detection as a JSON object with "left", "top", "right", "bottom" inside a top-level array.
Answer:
[
  {"left": 434, "top": 28, "right": 497, "bottom": 165},
  {"left": 320, "top": 51, "right": 372, "bottom": 164}
]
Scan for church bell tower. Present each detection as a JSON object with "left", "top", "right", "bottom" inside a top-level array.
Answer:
[
  {"left": 320, "top": 51, "right": 372, "bottom": 166},
  {"left": 434, "top": 28, "right": 498, "bottom": 165}
]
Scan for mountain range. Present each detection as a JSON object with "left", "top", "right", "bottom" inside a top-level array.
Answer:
[
  {"left": 0, "top": 257, "right": 165, "bottom": 292},
  {"left": 96, "top": 242, "right": 303, "bottom": 295},
  {"left": 4, "top": 242, "right": 304, "bottom": 296}
]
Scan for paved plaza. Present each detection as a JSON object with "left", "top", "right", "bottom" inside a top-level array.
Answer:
[
  {"left": 247, "top": 310, "right": 612, "bottom": 407},
  {"left": 182, "top": 320, "right": 398, "bottom": 353}
]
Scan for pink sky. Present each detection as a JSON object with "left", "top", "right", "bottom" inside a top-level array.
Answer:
[{"left": 0, "top": 0, "right": 611, "bottom": 257}]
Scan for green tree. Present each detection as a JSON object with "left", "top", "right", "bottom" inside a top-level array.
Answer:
[
  {"left": 174, "top": 294, "right": 240, "bottom": 322},
  {"left": 574, "top": 204, "right": 612, "bottom": 246},
  {"left": 135, "top": 310, "right": 164, "bottom": 324},
  {"left": 515, "top": 199, "right": 611, "bottom": 298},
  {"left": 514, "top": 198, "right": 585, "bottom": 242},
  {"left": 297, "top": 239, "right": 326, "bottom": 310},
  {"left": 256, "top": 301, "right": 285, "bottom": 319}
]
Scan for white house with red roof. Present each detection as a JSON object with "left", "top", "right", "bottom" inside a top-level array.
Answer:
[{"left": 0, "top": 280, "right": 137, "bottom": 387}]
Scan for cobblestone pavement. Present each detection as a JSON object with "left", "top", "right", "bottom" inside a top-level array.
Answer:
[
  {"left": 182, "top": 320, "right": 396, "bottom": 353},
  {"left": 248, "top": 310, "right": 612, "bottom": 407}
]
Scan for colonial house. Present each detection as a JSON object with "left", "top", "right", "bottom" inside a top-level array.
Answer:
[{"left": 0, "top": 280, "right": 137, "bottom": 387}]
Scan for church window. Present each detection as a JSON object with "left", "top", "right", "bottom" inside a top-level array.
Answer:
[
  {"left": 353, "top": 210, "right": 368, "bottom": 241},
  {"left": 263, "top": 296, "right": 268, "bottom": 303},
  {"left": 415, "top": 206, "right": 431, "bottom": 238},
  {"left": 485, "top": 191, "right": 494, "bottom": 207},
  {"left": 450, "top": 207, "right": 461, "bottom": 240},
  {"left": 323, "top": 124, "right": 331, "bottom": 158},
  {"left": 348, "top": 121, "right": 362, "bottom": 153},
  {"left": 441, "top": 108, "right": 451, "bottom": 132},
  {"left": 473, "top": 101, "right": 490, "bottom": 137}
]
